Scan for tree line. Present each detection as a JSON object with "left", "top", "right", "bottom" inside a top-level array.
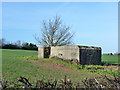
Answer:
[
  {"left": 0, "top": 15, "right": 74, "bottom": 50},
  {"left": 0, "top": 38, "right": 38, "bottom": 50}
]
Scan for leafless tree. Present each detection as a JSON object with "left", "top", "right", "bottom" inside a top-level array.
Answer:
[
  {"left": 0, "top": 38, "right": 5, "bottom": 46},
  {"left": 34, "top": 15, "right": 74, "bottom": 47},
  {"left": 16, "top": 40, "right": 21, "bottom": 48}
]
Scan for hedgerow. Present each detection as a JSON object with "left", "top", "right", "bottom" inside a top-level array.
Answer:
[{"left": 0, "top": 73, "right": 120, "bottom": 89}]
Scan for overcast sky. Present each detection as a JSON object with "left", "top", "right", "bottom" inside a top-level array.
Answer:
[{"left": 2, "top": 2, "right": 118, "bottom": 53}]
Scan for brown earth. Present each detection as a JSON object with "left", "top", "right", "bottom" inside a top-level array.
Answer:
[
  {"left": 104, "top": 65, "right": 119, "bottom": 71},
  {"left": 30, "top": 60, "right": 119, "bottom": 82},
  {"left": 31, "top": 60, "right": 119, "bottom": 72},
  {"left": 31, "top": 60, "right": 78, "bottom": 73},
  {"left": 30, "top": 60, "right": 101, "bottom": 82}
]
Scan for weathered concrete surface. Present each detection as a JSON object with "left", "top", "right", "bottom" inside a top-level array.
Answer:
[
  {"left": 50, "top": 46, "right": 80, "bottom": 62},
  {"left": 38, "top": 45, "right": 102, "bottom": 65},
  {"left": 79, "top": 46, "right": 101, "bottom": 65},
  {"left": 38, "top": 47, "right": 50, "bottom": 58},
  {"left": 38, "top": 47, "right": 44, "bottom": 58}
]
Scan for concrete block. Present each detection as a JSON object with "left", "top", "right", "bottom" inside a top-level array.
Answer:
[{"left": 38, "top": 45, "right": 102, "bottom": 65}]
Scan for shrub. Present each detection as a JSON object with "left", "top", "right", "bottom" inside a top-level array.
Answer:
[
  {"left": 22, "top": 43, "right": 38, "bottom": 50},
  {"left": 0, "top": 73, "right": 120, "bottom": 89},
  {"left": 2, "top": 44, "right": 20, "bottom": 49}
]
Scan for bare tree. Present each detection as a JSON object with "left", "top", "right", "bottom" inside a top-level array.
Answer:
[
  {"left": 35, "top": 15, "right": 74, "bottom": 47},
  {"left": 0, "top": 38, "right": 5, "bottom": 46},
  {"left": 16, "top": 40, "right": 21, "bottom": 48}
]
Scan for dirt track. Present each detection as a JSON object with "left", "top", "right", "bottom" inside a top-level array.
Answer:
[
  {"left": 31, "top": 60, "right": 78, "bottom": 73},
  {"left": 104, "top": 65, "right": 119, "bottom": 71},
  {"left": 31, "top": 60, "right": 119, "bottom": 73}
]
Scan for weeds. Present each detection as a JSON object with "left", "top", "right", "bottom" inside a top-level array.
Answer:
[
  {"left": 0, "top": 73, "right": 120, "bottom": 89},
  {"left": 25, "top": 56, "right": 119, "bottom": 76}
]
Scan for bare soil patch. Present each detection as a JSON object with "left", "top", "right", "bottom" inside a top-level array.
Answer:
[
  {"left": 104, "top": 65, "right": 119, "bottom": 71},
  {"left": 31, "top": 60, "right": 78, "bottom": 73}
]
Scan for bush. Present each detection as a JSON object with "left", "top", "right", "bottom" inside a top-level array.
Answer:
[
  {"left": 1, "top": 39, "right": 38, "bottom": 50},
  {"left": 22, "top": 43, "right": 38, "bottom": 50},
  {"left": 2, "top": 44, "right": 20, "bottom": 49},
  {"left": 0, "top": 73, "right": 120, "bottom": 89}
]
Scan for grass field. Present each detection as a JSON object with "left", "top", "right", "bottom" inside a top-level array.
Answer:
[
  {"left": 2, "top": 49, "right": 119, "bottom": 83},
  {"left": 102, "top": 55, "right": 118, "bottom": 65}
]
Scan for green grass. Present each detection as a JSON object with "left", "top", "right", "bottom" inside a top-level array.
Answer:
[
  {"left": 102, "top": 55, "right": 119, "bottom": 65},
  {"left": 2, "top": 49, "right": 119, "bottom": 83},
  {"left": 2, "top": 49, "right": 99, "bottom": 83},
  {"left": 29, "top": 56, "right": 118, "bottom": 76}
]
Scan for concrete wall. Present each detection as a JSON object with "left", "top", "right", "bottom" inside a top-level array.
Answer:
[
  {"left": 38, "top": 47, "right": 44, "bottom": 58},
  {"left": 79, "top": 47, "right": 101, "bottom": 65},
  {"left": 38, "top": 45, "right": 102, "bottom": 65},
  {"left": 38, "top": 47, "right": 50, "bottom": 58},
  {"left": 50, "top": 46, "right": 80, "bottom": 62}
]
